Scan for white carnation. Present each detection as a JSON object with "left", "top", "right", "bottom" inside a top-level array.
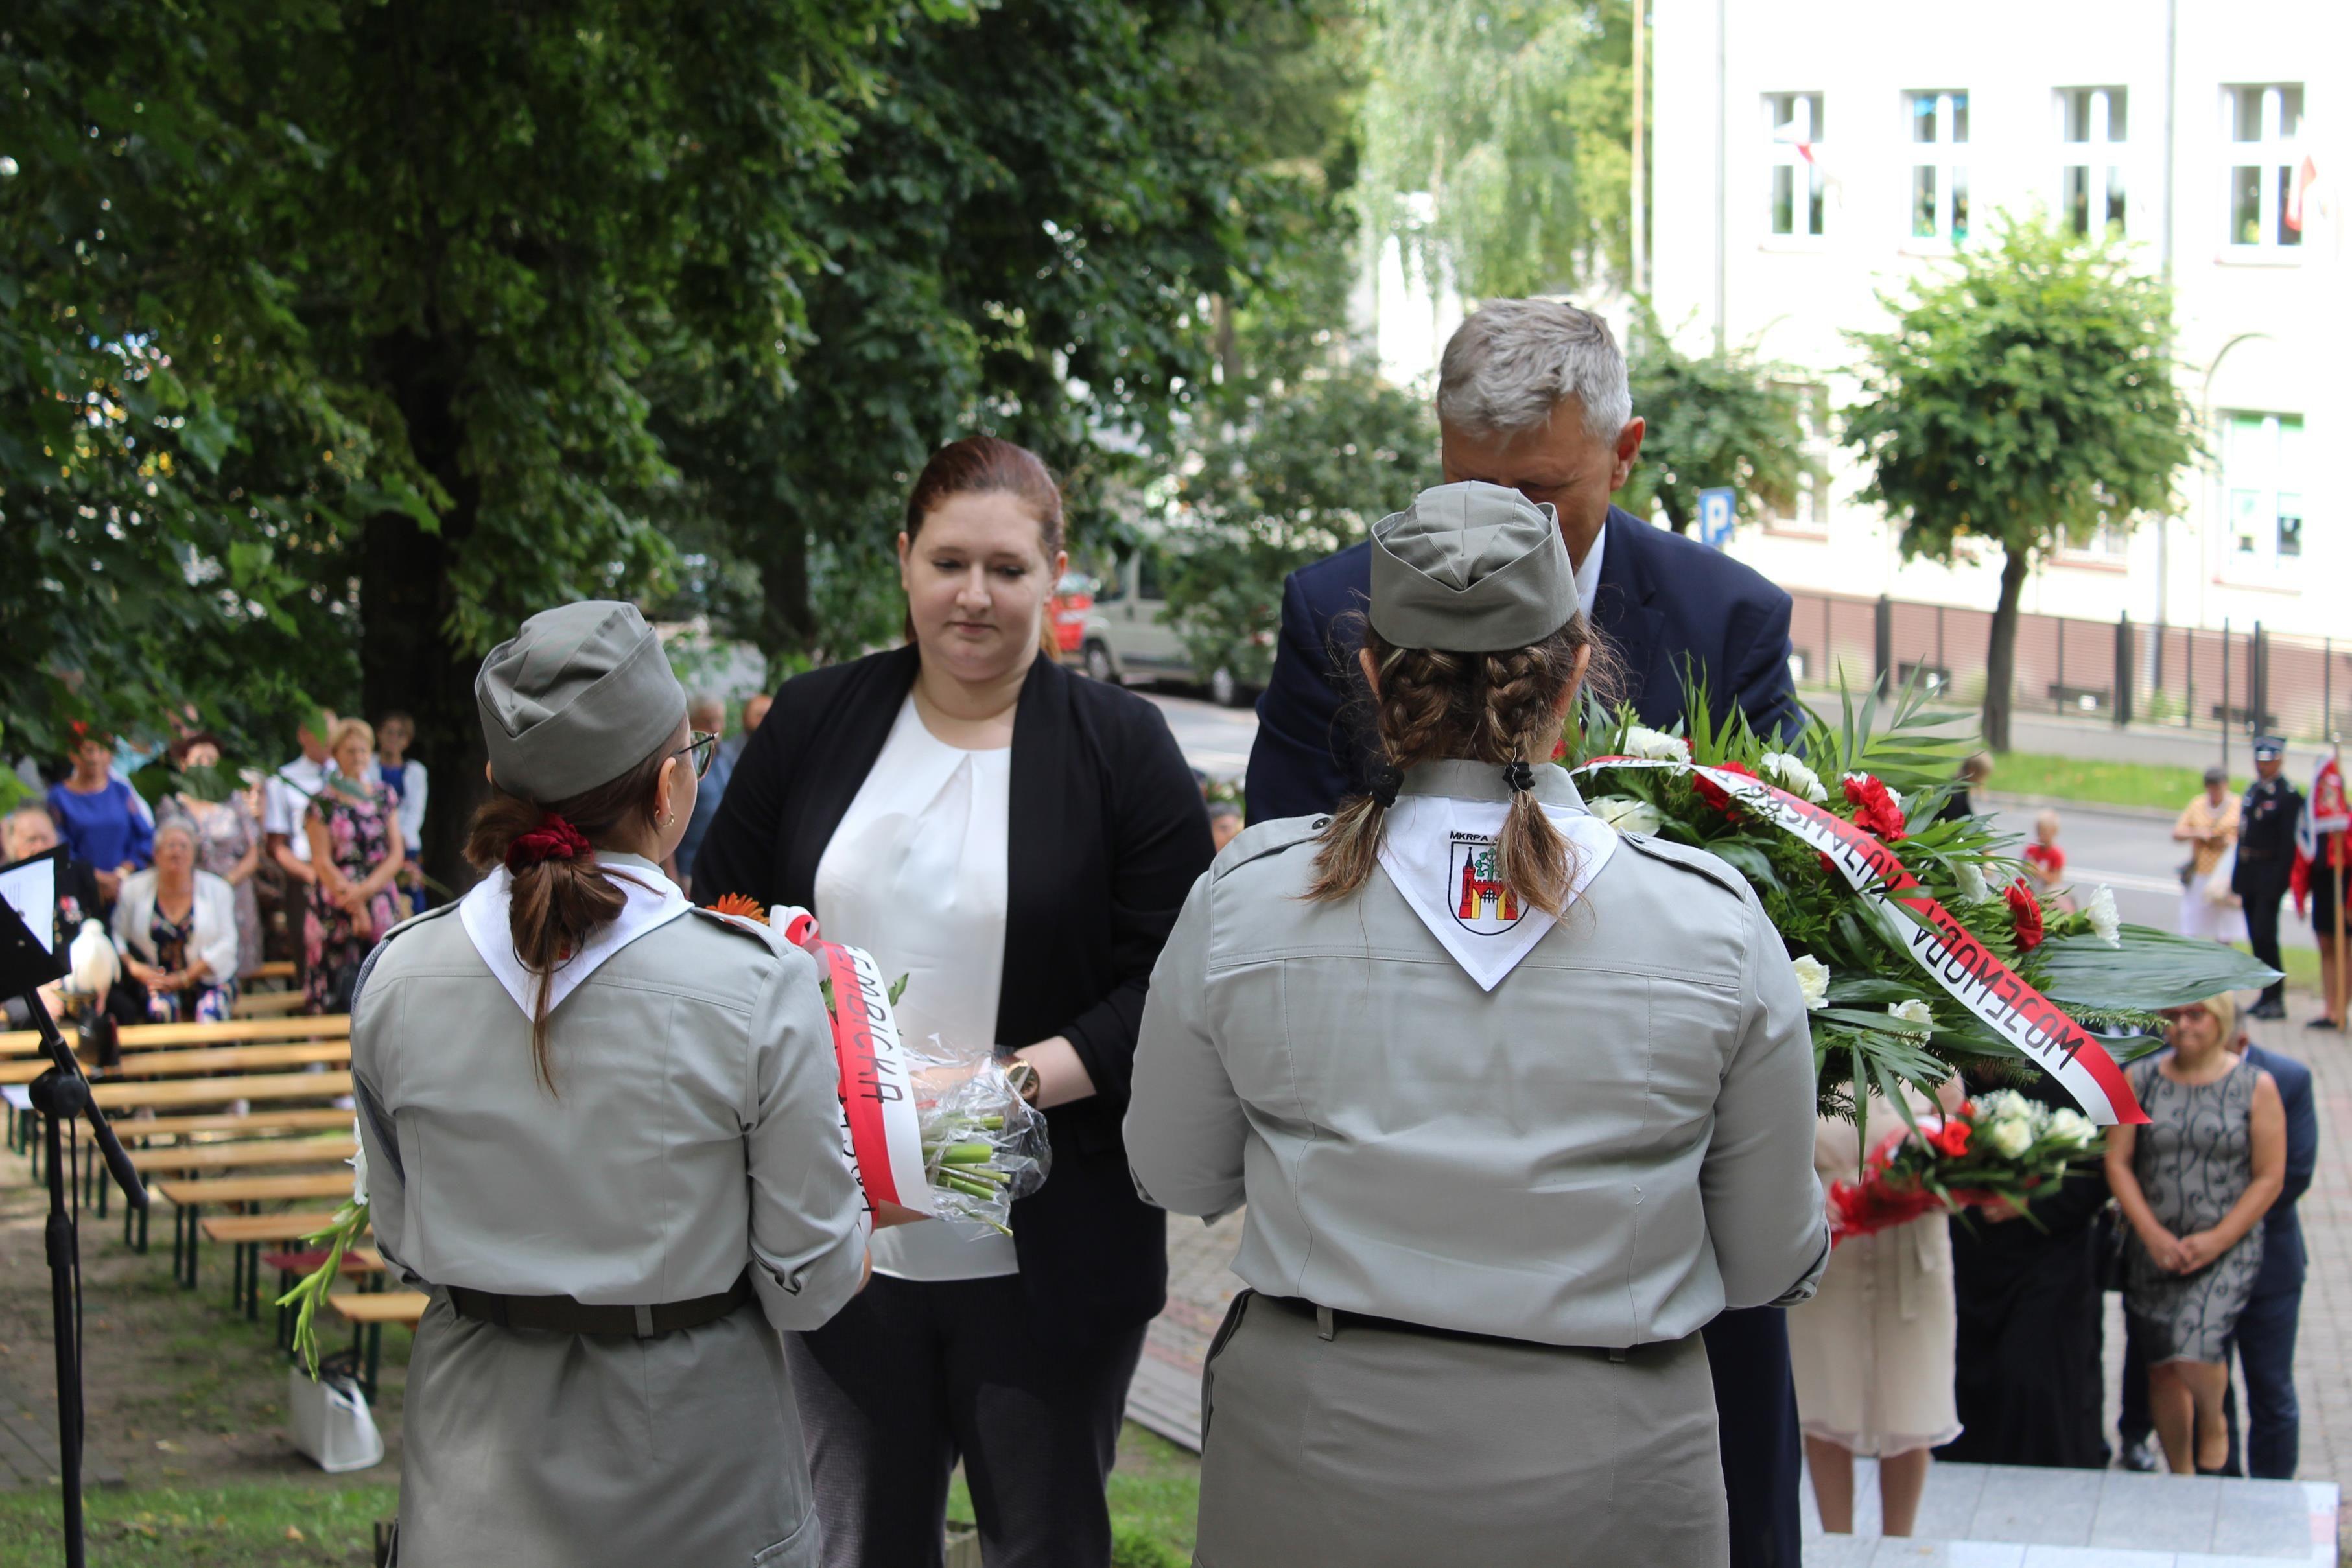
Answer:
[
  {"left": 2045, "top": 1108, "right": 2099, "bottom": 1148},
  {"left": 349, "top": 1116, "right": 370, "bottom": 1206},
  {"left": 1954, "top": 860, "right": 1992, "bottom": 904},
  {"left": 1791, "top": 954, "right": 1830, "bottom": 1010},
  {"left": 2086, "top": 885, "right": 2120, "bottom": 946},
  {"left": 1888, "top": 998, "right": 1934, "bottom": 1036},
  {"left": 1623, "top": 726, "right": 1690, "bottom": 762},
  {"left": 1986, "top": 1118, "right": 2034, "bottom": 1160},
  {"left": 1884, "top": 782, "right": 1905, "bottom": 814},
  {"left": 1760, "top": 751, "right": 1828, "bottom": 803},
  {"left": 1973, "top": 1088, "right": 2029, "bottom": 1123},
  {"left": 1588, "top": 795, "right": 1663, "bottom": 836}
]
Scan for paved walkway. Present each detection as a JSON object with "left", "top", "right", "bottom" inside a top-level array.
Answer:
[
  {"left": 1133, "top": 985, "right": 2352, "bottom": 1488},
  {"left": 0, "top": 1365, "right": 121, "bottom": 1492}
]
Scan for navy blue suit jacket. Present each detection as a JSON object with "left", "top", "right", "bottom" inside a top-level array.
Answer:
[
  {"left": 2242, "top": 1042, "right": 2316, "bottom": 1293},
  {"left": 1245, "top": 504, "right": 1803, "bottom": 821}
]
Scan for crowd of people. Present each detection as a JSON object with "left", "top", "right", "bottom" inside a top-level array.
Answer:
[{"left": 8, "top": 296, "right": 2347, "bottom": 1567}]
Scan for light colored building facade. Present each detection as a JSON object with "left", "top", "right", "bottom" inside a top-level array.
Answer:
[{"left": 1651, "top": 0, "right": 2349, "bottom": 641}]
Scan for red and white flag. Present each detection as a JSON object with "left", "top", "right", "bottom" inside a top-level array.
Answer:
[
  {"left": 2292, "top": 751, "right": 2348, "bottom": 917},
  {"left": 2286, "top": 155, "right": 2321, "bottom": 234}
]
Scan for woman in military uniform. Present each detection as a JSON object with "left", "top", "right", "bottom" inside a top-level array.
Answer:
[
  {"left": 350, "top": 601, "right": 874, "bottom": 1567},
  {"left": 1127, "top": 482, "right": 1829, "bottom": 1567}
]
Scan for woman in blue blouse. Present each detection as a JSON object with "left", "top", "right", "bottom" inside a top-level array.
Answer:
[{"left": 47, "top": 724, "right": 152, "bottom": 906}]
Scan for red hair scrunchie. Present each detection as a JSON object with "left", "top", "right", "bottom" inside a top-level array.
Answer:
[{"left": 506, "top": 813, "right": 594, "bottom": 873}]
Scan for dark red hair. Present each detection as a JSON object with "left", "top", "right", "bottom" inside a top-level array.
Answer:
[{"left": 904, "top": 436, "right": 1065, "bottom": 558}]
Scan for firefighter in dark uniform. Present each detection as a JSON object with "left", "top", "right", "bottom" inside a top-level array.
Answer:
[{"left": 2234, "top": 736, "right": 2303, "bottom": 1020}]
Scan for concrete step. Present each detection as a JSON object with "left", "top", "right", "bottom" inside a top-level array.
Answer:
[{"left": 1802, "top": 1460, "right": 2338, "bottom": 1565}]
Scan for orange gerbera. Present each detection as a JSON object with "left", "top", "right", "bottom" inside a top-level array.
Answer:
[{"left": 707, "top": 893, "right": 769, "bottom": 924}]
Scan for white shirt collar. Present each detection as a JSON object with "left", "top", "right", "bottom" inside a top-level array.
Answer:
[
  {"left": 1572, "top": 521, "right": 1606, "bottom": 618},
  {"left": 459, "top": 850, "right": 691, "bottom": 1020}
]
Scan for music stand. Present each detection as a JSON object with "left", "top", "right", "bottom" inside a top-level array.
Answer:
[{"left": 0, "top": 847, "right": 147, "bottom": 1568}]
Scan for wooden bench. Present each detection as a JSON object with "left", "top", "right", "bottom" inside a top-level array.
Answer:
[
  {"left": 329, "top": 1289, "right": 429, "bottom": 1401},
  {"left": 154, "top": 1171, "right": 359, "bottom": 1288},
  {"left": 204, "top": 1211, "right": 371, "bottom": 1314},
  {"left": 0, "top": 1041, "right": 351, "bottom": 1086},
  {"left": 91, "top": 1070, "right": 352, "bottom": 1113},
  {"left": 250, "top": 960, "right": 298, "bottom": 983},
  {"left": 128, "top": 1136, "right": 355, "bottom": 1176},
  {"left": 230, "top": 990, "right": 307, "bottom": 1018},
  {"left": 1, "top": 1014, "right": 351, "bottom": 1057},
  {"left": 115, "top": 1107, "right": 355, "bottom": 1143}
]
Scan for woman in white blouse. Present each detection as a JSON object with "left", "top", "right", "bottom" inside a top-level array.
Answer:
[
  {"left": 112, "top": 818, "right": 241, "bottom": 1022},
  {"left": 694, "top": 436, "right": 1214, "bottom": 1568}
]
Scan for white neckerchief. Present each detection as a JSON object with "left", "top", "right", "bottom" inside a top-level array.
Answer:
[
  {"left": 1376, "top": 794, "right": 1617, "bottom": 992},
  {"left": 459, "top": 852, "right": 692, "bottom": 1019}
]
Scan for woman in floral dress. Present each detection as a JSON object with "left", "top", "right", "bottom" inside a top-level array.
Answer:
[{"left": 303, "top": 718, "right": 405, "bottom": 1013}]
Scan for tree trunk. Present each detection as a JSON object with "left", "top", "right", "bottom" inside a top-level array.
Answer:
[
  {"left": 360, "top": 333, "right": 484, "bottom": 896},
  {"left": 758, "top": 505, "right": 816, "bottom": 675},
  {"left": 1982, "top": 546, "right": 2032, "bottom": 753},
  {"left": 1662, "top": 491, "right": 1692, "bottom": 533}
]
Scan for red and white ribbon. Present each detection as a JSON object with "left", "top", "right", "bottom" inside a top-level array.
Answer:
[
  {"left": 1577, "top": 758, "right": 2147, "bottom": 1126},
  {"left": 769, "top": 905, "right": 939, "bottom": 1223}
]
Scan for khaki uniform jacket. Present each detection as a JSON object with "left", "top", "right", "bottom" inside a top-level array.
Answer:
[
  {"left": 350, "top": 870, "right": 866, "bottom": 1328},
  {"left": 1125, "top": 761, "right": 1828, "bottom": 1348}
]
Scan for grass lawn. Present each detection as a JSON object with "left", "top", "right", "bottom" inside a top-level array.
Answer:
[
  {"left": 2238, "top": 940, "right": 2322, "bottom": 996},
  {"left": 0, "top": 1422, "right": 1201, "bottom": 1567},
  {"left": 1990, "top": 752, "right": 2246, "bottom": 814},
  {"left": 0, "top": 1482, "right": 398, "bottom": 1566}
]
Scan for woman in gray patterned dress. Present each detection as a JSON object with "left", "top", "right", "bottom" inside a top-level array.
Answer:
[{"left": 2106, "top": 991, "right": 2285, "bottom": 1474}]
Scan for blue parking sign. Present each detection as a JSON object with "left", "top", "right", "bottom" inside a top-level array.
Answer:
[{"left": 1697, "top": 487, "right": 1736, "bottom": 549}]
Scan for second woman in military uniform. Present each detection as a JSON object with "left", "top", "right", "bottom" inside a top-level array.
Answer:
[{"left": 1126, "top": 482, "right": 1829, "bottom": 1567}]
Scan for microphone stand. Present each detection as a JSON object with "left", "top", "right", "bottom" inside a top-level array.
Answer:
[{"left": 2, "top": 901, "right": 146, "bottom": 1568}]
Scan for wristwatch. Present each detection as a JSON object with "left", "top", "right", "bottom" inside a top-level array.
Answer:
[{"left": 999, "top": 1055, "right": 1042, "bottom": 1108}]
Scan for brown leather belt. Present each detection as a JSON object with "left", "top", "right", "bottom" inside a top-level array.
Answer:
[{"left": 446, "top": 1269, "right": 753, "bottom": 1339}]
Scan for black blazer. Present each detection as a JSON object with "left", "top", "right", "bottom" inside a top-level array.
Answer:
[
  {"left": 694, "top": 646, "right": 1214, "bottom": 1339},
  {"left": 1245, "top": 505, "right": 1804, "bottom": 823}
]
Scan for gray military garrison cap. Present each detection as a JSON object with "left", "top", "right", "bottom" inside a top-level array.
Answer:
[
  {"left": 1369, "top": 481, "right": 1578, "bottom": 653},
  {"left": 476, "top": 601, "right": 686, "bottom": 802}
]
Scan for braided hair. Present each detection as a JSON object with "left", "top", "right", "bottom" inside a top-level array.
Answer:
[{"left": 1306, "top": 614, "right": 1610, "bottom": 917}]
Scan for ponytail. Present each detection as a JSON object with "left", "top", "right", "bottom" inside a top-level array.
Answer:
[
  {"left": 1306, "top": 616, "right": 1608, "bottom": 917},
  {"left": 464, "top": 741, "right": 673, "bottom": 1094}
]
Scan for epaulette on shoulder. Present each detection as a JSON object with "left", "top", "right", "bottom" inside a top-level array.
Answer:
[
  {"left": 686, "top": 905, "right": 792, "bottom": 952},
  {"left": 1208, "top": 812, "right": 1333, "bottom": 883},
  {"left": 377, "top": 900, "right": 462, "bottom": 944},
  {"left": 1614, "top": 832, "right": 1754, "bottom": 902}
]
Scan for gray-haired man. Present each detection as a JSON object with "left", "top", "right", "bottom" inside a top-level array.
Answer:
[{"left": 1244, "top": 297, "right": 1807, "bottom": 1568}]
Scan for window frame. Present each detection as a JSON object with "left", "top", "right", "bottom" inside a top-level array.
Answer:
[
  {"left": 2055, "top": 86, "right": 2129, "bottom": 239},
  {"left": 2218, "top": 410, "right": 2305, "bottom": 577},
  {"left": 1762, "top": 91, "right": 1828, "bottom": 243},
  {"left": 1905, "top": 89, "right": 1971, "bottom": 246},
  {"left": 2221, "top": 84, "right": 2305, "bottom": 257}
]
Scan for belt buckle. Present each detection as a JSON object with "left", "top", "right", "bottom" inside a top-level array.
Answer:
[{"left": 633, "top": 1304, "right": 656, "bottom": 1339}]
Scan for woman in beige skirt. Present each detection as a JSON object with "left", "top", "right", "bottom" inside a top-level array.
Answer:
[{"left": 1789, "top": 1087, "right": 1964, "bottom": 1536}]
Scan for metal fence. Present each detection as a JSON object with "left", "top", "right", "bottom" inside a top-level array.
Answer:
[{"left": 1787, "top": 589, "right": 2351, "bottom": 745}]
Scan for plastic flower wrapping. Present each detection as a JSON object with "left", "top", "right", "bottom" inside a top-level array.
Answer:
[
  {"left": 1567, "top": 677, "right": 2280, "bottom": 1133},
  {"left": 1827, "top": 1090, "right": 2103, "bottom": 1243}
]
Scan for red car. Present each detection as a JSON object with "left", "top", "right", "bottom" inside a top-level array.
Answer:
[{"left": 1049, "top": 572, "right": 1095, "bottom": 657}]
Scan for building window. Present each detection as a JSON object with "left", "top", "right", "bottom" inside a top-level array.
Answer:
[
  {"left": 1771, "top": 382, "right": 1833, "bottom": 532},
  {"left": 2058, "top": 87, "right": 2127, "bottom": 236},
  {"left": 2224, "top": 412, "right": 2304, "bottom": 565},
  {"left": 1907, "top": 90, "right": 1970, "bottom": 242},
  {"left": 1764, "top": 93, "right": 1826, "bottom": 239},
  {"left": 2224, "top": 84, "right": 2305, "bottom": 251}
]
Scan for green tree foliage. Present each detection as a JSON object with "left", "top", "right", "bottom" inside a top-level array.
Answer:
[
  {"left": 1360, "top": 0, "right": 1631, "bottom": 298},
  {"left": 1620, "top": 312, "right": 1802, "bottom": 535},
  {"left": 1158, "top": 367, "right": 1433, "bottom": 692},
  {"left": 659, "top": 0, "right": 1319, "bottom": 674},
  {"left": 1844, "top": 215, "right": 2196, "bottom": 751}
]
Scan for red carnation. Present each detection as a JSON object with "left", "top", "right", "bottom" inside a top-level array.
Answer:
[
  {"left": 1927, "top": 1118, "right": 1972, "bottom": 1158},
  {"left": 1692, "top": 760, "right": 1758, "bottom": 819},
  {"left": 1842, "top": 773, "right": 1908, "bottom": 841},
  {"left": 2006, "top": 879, "right": 2045, "bottom": 951}
]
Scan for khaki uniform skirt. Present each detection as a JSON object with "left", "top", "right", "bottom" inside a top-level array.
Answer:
[
  {"left": 1196, "top": 1293, "right": 1728, "bottom": 1568},
  {"left": 394, "top": 1291, "right": 821, "bottom": 1567}
]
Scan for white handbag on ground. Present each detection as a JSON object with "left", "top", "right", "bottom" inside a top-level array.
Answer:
[{"left": 288, "top": 1364, "right": 386, "bottom": 1472}]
